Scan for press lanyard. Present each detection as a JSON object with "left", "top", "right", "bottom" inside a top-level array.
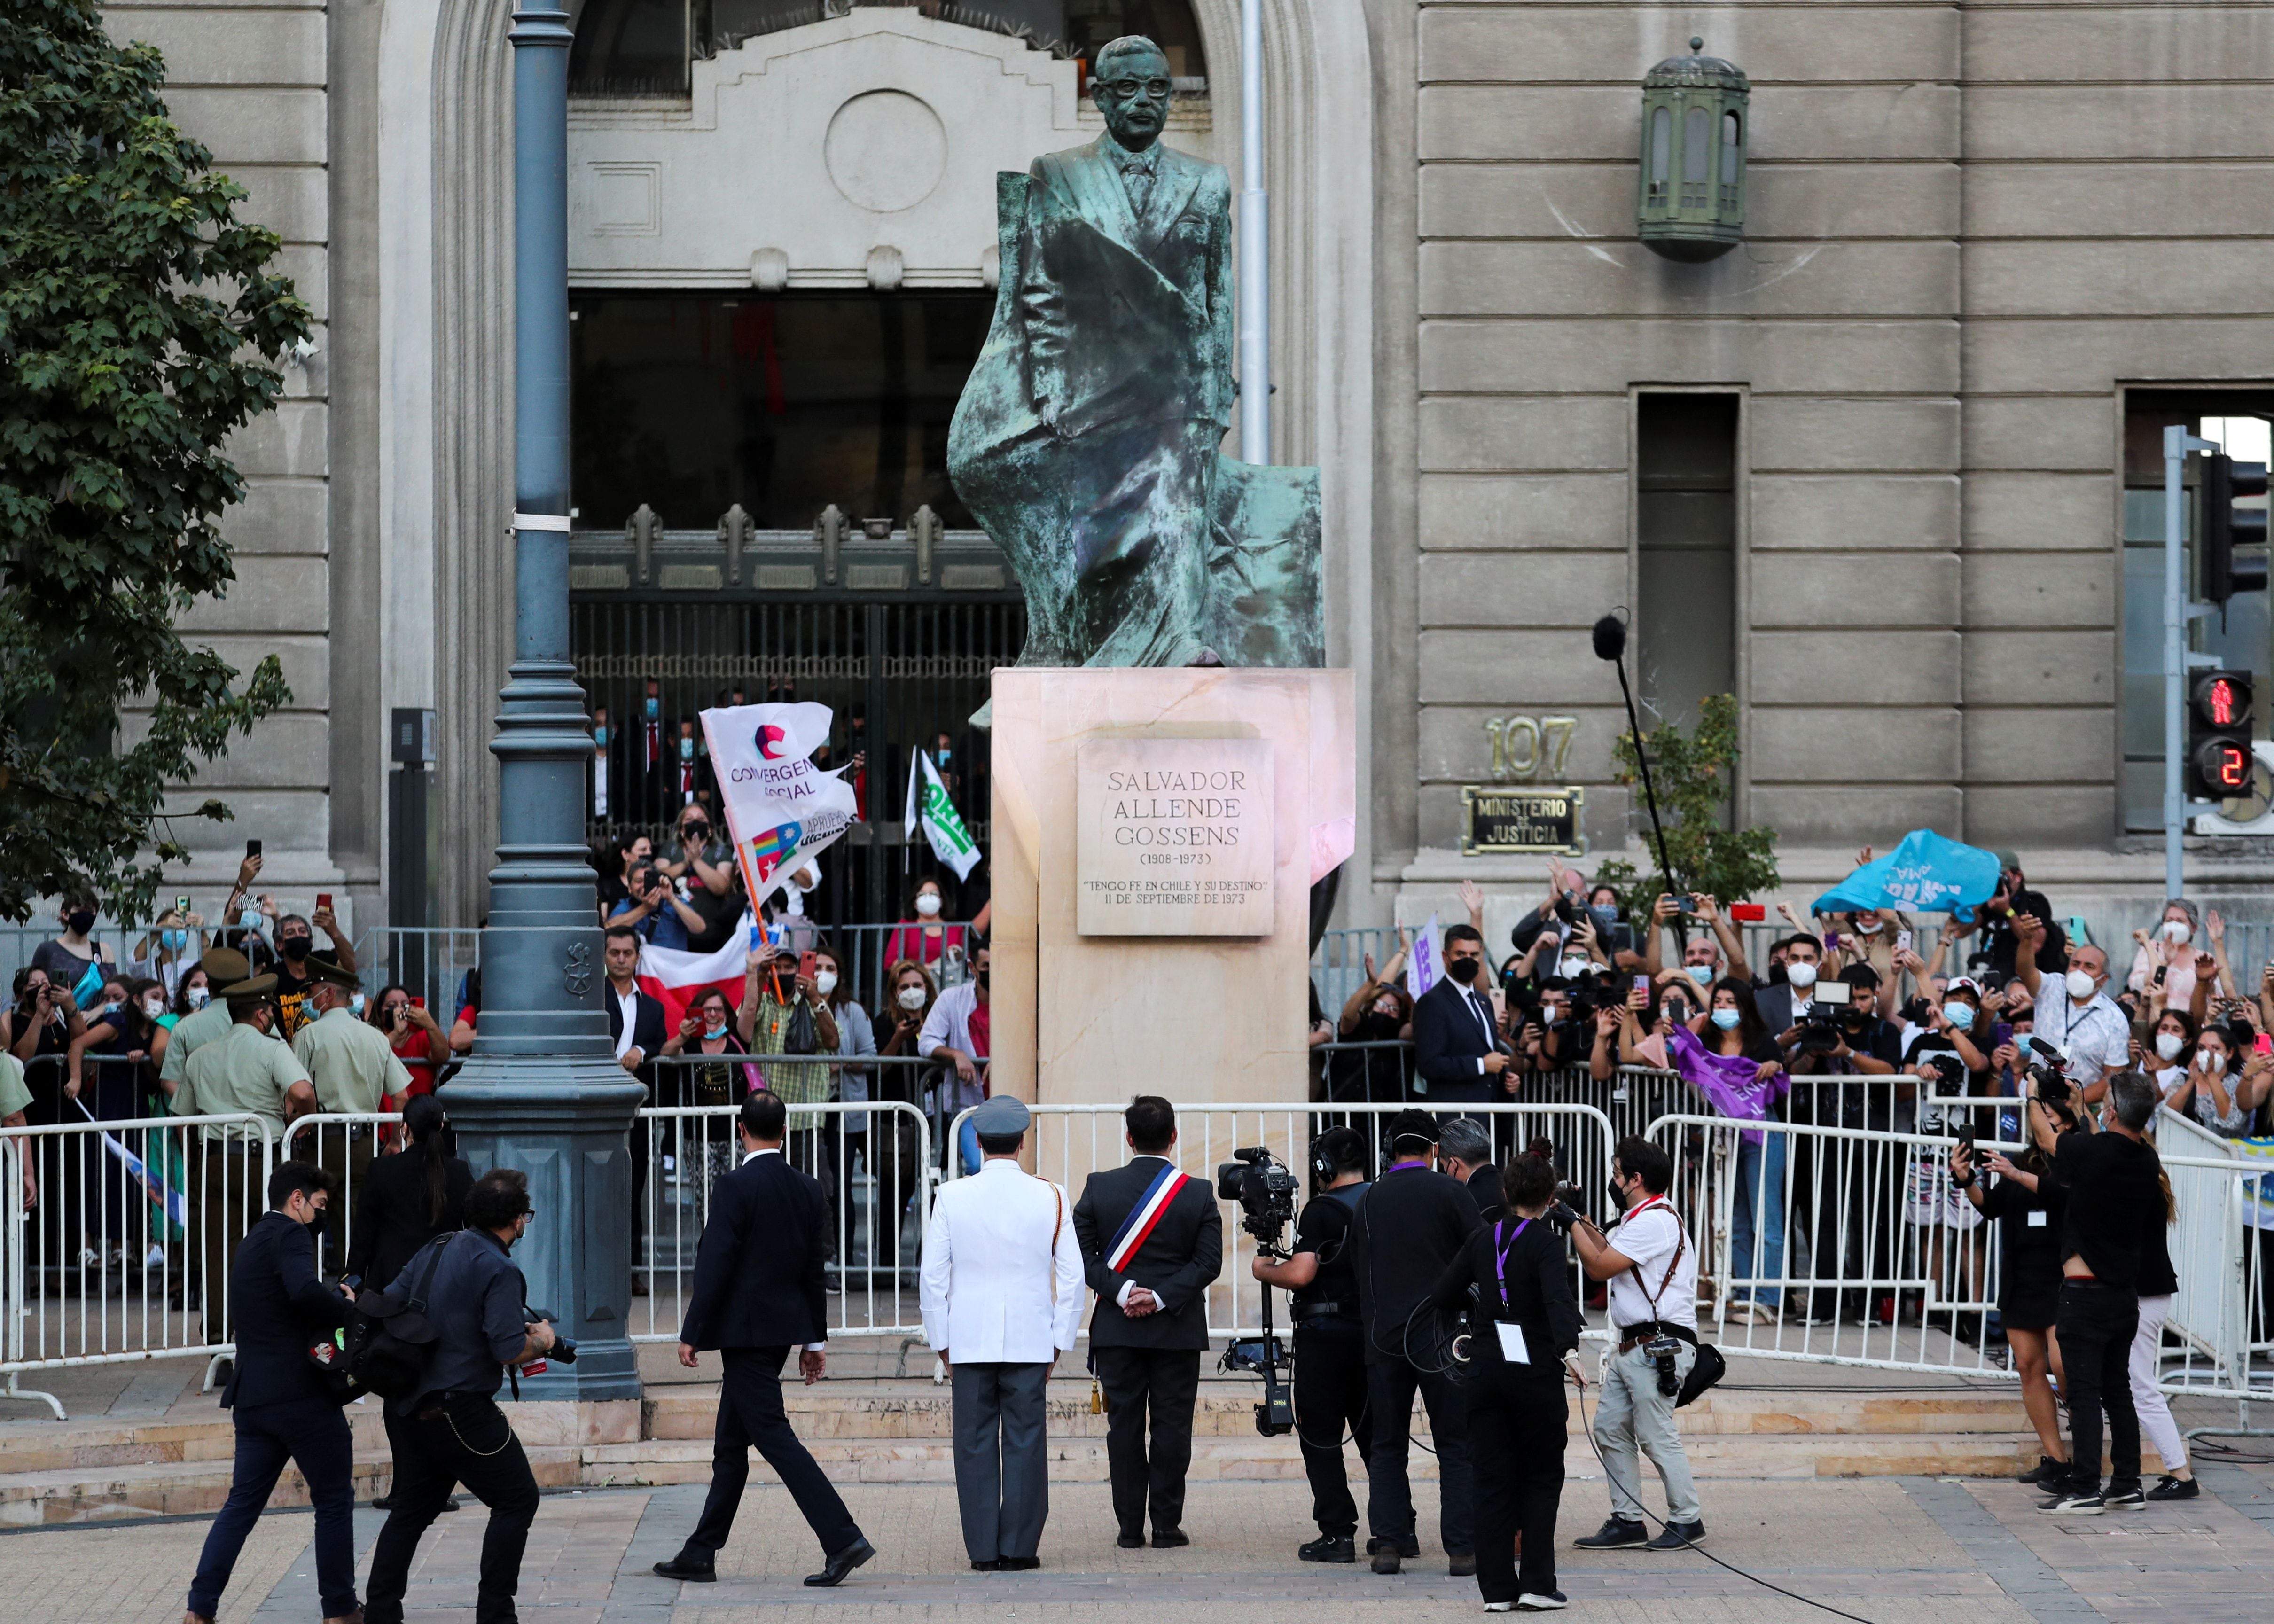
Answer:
[{"left": 1492, "top": 1217, "right": 1532, "bottom": 1298}]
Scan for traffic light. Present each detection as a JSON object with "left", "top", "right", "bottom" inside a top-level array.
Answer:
[
  {"left": 2201, "top": 453, "right": 2269, "bottom": 605},
  {"left": 2188, "top": 669, "right": 2256, "bottom": 800}
]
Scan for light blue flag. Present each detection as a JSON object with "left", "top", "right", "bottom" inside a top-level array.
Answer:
[{"left": 1811, "top": 829, "right": 2003, "bottom": 921}]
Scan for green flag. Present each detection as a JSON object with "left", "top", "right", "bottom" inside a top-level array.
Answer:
[{"left": 905, "top": 747, "right": 980, "bottom": 879}]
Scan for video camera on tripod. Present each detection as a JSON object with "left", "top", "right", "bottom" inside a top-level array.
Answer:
[{"left": 1214, "top": 1147, "right": 1298, "bottom": 1436}]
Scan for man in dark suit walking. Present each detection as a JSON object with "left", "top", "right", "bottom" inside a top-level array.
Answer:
[
  {"left": 603, "top": 924, "right": 669, "bottom": 1295},
  {"left": 1437, "top": 1116, "right": 1503, "bottom": 1226},
  {"left": 1072, "top": 1095, "right": 1223, "bottom": 1549},
  {"left": 1412, "top": 925, "right": 1511, "bottom": 1109},
  {"left": 184, "top": 1161, "right": 360, "bottom": 1624},
  {"left": 653, "top": 1091, "right": 877, "bottom": 1588}
]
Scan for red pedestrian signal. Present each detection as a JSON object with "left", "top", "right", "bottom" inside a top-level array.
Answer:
[{"left": 2188, "top": 669, "right": 2257, "bottom": 800}]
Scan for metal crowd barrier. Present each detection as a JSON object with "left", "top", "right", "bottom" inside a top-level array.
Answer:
[{"left": 942, "top": 1098, "right": 1619, "bottom": 1340}]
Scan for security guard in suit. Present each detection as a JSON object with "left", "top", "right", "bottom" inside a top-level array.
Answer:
[
  {"left": 292, "top": 957, "right": 410, "bottom": 1268},
  {"left": 173, "top": 974, "right": 317, "bottom": 1349},
  {"left": 1253, "top": 1125, "right": 1375, "bottom": 1562},
  {"left": 1071, "top": 1094, "right": 1224, "bottom": 1549}
]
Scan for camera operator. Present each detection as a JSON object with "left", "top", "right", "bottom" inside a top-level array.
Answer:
[
  {"left": 1252, "top": 1126, "right": 1374, "bottom": 1563},
  {"left": 1428, "top": 1151, "right": 1584, "bottom": 1611},
  {"left": 1570, "top": 1137, "right": 1705, "bottom": 1551},
  {"left": 1349, "top": 1108, "right": 1482, "bottom": 1576},
  {"left": 2034, "top": 1068, "right": 2164, "bottom": 1515},
  {"left": 363, "top": 1168, "right": 555, "bottom": 1624}
]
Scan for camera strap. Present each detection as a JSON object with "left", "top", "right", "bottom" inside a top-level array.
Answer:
[{"left": 1619, "top": 1198, "right": 1686, "bottom": 1312}]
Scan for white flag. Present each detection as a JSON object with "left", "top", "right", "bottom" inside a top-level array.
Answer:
[
  {"left": 700, "top": 702, "right": 860, "bottom": 911},
  {"left": 904, "top": 746, "right": 981, "bottom": 881},
  {"left": 1409, "top": 912, "right": 1442, "bottom": 998}
]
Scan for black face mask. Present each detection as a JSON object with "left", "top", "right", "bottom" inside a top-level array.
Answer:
[
  {"left": 1446, "top": 955, "right": 1481, "bottom": 984},
  {"left": 66, "top": 909, "right": 96, "bottom": 936},
  {"left": 976, "top": 966, "right": 990, "bottom": 991},
  {"left": 280, "top": 935, "right": 311, "bottom": 962},
  {"left": 684, "top": 824, "right": 710, "bottom": 843}
]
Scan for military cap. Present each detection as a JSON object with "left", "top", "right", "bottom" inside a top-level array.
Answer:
[
  {"left": 970, "top": 1095, "right": 1032, "bottom": 1136},
  {"left": 304, "top": 957, "right": 361, "bottom": 992},
  {"left": 222, "top": 973, "right": 280, "bottom": 1013},
  {"left": 196, "top": 946, "right": 252, "bottom": 986}
]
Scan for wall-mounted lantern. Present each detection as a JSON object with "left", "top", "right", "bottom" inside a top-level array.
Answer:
[{"left": 1638, "top": 38, "right": 1749, "bottom": 262}]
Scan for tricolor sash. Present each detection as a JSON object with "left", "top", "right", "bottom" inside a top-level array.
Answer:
[{"left": 1105, "top": 1160, "right": 1190, "bottom": 1272}]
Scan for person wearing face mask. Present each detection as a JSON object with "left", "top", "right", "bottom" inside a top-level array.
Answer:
[
  {"left": 157, "top": 946, "right": 257, "bottom": 1111},
  {"left": 2014, "top": 921, "right": 2133, "bottom": 1105},
  {"left": 875, "top": 960, "right": 939, "bottom": 1257},
  {"left": 291, "top": 960, "right": 412, "bottom": 1265},
  {"left": 1570, "top": 1138, "right": 1706, "bottom": 1551},
  {"left": 921, "top": 943, "right": 995, "bottom": 1173},
  {"left": 63, "top": 976, "right": 165, "bottom": 1272},
  {"left": 172, "top": 968, "right": 215, "bottom": 1027},
  {"left": 1642, "top": 892, "right": 1751, "bottom": 990},
  {"left": 1331, "top": 947, "right": 1415, "bottom": 1104},
  {"left": 268, "top": 908, "right": 359, "bottom": 1043},
  {"left": 886, "top": 877, "right": 972, "bottom": 978},
  {"left": 1413, "top": 925, "right": 1515, "bottom": 1109},
  {"left": 2162, "top": 1023, "right": 2254, "bottom": 1137},
  {"left": 1662, "top": 980, "right": 1787, "bottom": 1324},
  {"left": 127, "top": 906, "right": 206, "bottom": 1001},
  {"left": 2135, "top": 1008, "right": 2195, "bottom": 1102},
  {"left": 30, "top": 893, "right": 114, "bottom": 1002},
  {"left": 2125, "top": 899, "right": 2205, "bottom": 1006},
  {"left": 1753, "top": 933, "right": 1826, "bottom": 1050}
]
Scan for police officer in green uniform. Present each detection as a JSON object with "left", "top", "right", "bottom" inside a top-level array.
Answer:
[
  {"left": 157, "top": 946, "right": 253, "bottom": 1101},
  {"left": 292, "top": 958, "right": 409, "bottom": 1268},
  {"left": 174, "top": 975, "right": 317, "bottom": 1351}
]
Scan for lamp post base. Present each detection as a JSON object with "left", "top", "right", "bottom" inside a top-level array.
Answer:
[{"left": 438, "top": 1051, "right": 648, "bottom": 1402}]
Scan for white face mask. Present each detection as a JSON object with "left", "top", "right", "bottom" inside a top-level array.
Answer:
[
  {"left": 1685, "top": 964, "right": 1715, "bottom": 987},
  {"left": 813, "top": 969, "right": 838, "bottom": 998},
  {"left": 350, "top": 992, "right": 366, "bottom": 1017},
  {"left": 897, "top": 984, "right": 927, "bottom": 1011},
  {"left": 2161, "top": 919, "right": 2192, "bottom": 945},
  {"left": 2155, "top": 1031, "right": 2185, "bottom": 1062},
  {"left": 142, "top": 997, "right": 165, "bottom": 1019},
  {"left": 2199, "top": 1048, "right": 2227, "bottom": 1074},
  {"left": 186, "top": 986, "right": 211, "bottom": 1010},
  {"left": 2064, "top": 967, "right": 2098, "bottom": 1001},
  {"left": 1786, "top": 960, "right": 1818, "bottom": 990},
  {"left": 914, "top": 893, "right": 942, "bottom": 918},
  {"left": 1854, "top": 919, "right": 1883, "bottom": 936},
  {"left": 1556, "top": 956, "right": 1590, "bottom": 980}
]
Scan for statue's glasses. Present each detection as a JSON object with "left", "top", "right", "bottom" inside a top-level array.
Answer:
[{"left": 1094, "top": 76, "right": 1173, "bottom": 102}]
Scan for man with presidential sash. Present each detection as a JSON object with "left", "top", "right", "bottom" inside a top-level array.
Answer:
[{"left": 1072, "top": 1095, "right": 1224, "bottom": 1548}]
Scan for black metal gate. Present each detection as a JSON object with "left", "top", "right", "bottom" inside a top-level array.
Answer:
[{"left": 572, "top": 596, "right": 1024, "bottom": 927}]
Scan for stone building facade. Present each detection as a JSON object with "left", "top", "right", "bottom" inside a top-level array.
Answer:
[{"left": 111, "top": 0, "right": 2274, "bottom": 936}]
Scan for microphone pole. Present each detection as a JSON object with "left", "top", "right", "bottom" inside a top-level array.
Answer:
[{"left": 1592, "top": 611, "right": 1678, "bottom": 898}]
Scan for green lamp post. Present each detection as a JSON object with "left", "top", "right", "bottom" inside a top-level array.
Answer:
[{"left": 1638, "top": 37, "right": 1750, "bottom": 263}]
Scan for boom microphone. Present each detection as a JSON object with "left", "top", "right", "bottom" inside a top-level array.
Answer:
[{"left": 1591, "top": 612, "right": 1628, "bottom": 663}]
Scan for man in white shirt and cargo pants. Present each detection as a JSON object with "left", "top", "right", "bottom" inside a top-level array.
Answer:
[{"left": 1570, "top": 1136, "right": 1706, "bottom": 1551}]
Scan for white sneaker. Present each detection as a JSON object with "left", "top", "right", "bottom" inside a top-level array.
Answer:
[
  {"left": 145, "top": 1244, "right": 168, "bottom": 1269},
  {"left": 1484, "top": 1605, "right": 1516, "bottom": 1614},
  {"left": 1518, "top": 1595, "right": 1569, "bottom": 1611}
]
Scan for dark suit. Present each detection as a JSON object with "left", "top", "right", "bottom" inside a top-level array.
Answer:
[
  {"left": 1464, "top": 1164, "right": 1505, "bottom": 1226},
  {"left": 606, "top": 981, "right": 670, "bottom": 1282},
  {"left": 675, "top": 1150, "right": 863, "bottom": 1563},
  {"left": 348, "top": 1148, "right": 472, "bottom": 1289},
  {"left": 1412, "top": 976, "right": 1505, "bottom": 1107},
  {"left": 188, "top": 1211, "right": 359, "bottom": 1619},
  {"left": 1072, "top": 1153, "right": 1223, "bottom": 1537}
]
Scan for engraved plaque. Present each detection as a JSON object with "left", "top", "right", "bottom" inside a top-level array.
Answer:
[{"left": 1077, "top": 737, "right": 1274, "bottom": 937}]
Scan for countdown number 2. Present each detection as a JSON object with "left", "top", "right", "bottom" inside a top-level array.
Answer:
[{"left": 1484, "top": 715, "right": 1576, "bottom": 782}]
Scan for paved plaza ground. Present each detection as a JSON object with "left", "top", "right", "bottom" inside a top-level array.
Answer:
[{"left": 7, "top": 1452, "right": 2273, "bottom": 1622}]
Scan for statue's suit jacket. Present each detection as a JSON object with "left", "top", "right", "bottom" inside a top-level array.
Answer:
[{"left": 1016, "top": 136, "right": 1233, "bottom": 441}]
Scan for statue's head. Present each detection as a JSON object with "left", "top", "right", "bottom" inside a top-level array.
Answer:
[{"left": 1091, "top": 36, "right": 1172, "bottom": 152}]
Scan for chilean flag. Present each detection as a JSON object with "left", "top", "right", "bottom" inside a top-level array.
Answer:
[
  {"left": 1105, "top": 1161, "right": 1193, "bottom": 1272},
  {"left": 635, "top": 916, "right": 753, "bottom": 1035}
]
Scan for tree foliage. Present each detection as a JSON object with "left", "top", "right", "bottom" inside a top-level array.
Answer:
[
  {"left": 0, "top": 0, "right": 306, "bottom": 923},
  {"left": 1593, "top": 694, "right": 1780, "bottom": 917}
]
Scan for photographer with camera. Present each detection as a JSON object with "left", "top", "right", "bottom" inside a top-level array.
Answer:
[
  {"left": 1427, "top": 1150, "right": 1584, "bottom": 1612},
  {"left": 1571, "top": 1137, "right": 1705, "bottom": 1551},
  {"left": 2031, "top": 1067, "right": 2165, "bottom": 1515},
  {"left": 1350, "top": 1108, "right": 1482, "bottom": 1576},
  {"left": 1251, "top": 1126, "right": 1375, "bottom": 1563},
  {"left": 1072, "top": 1096, "right": 1223, "bottom": 1550},
  {"left": 363, "top": 1168, "right": 555, "bottom": 1624},
  {"left": 1951, "top": 1126, "right": 2069, "bottom": 1485}
]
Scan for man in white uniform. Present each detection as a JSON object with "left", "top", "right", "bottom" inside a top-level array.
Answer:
[{"left": 920, "top": 1095, "right": 1084, "bottom": 1571}]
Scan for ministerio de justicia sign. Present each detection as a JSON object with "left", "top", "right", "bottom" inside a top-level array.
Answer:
[{"left": 1076, "top": 738, "right": 1275, "bottom": 937}]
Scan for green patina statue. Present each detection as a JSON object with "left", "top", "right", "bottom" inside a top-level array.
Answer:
[{"left": 948, "top": 35, "right": 1323, "bottom": 671}]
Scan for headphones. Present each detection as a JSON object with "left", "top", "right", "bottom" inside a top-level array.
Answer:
[{"left": 1311, "top": 1126, "right": 1365, "bottom": 1183}]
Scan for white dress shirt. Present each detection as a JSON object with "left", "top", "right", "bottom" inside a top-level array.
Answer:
[
  {"left": 612, "top": 983, "right": 641, "bottom": 1061},
  {"left": 920, "top": 1156, "right": 1084, "bottom": 1363}
]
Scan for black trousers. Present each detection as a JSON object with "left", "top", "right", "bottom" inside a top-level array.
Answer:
[
  {"left": 2056, "top": 1280, "right": 2141, "bottom": 1491},
  {"left": 365, "top": 1392, "right": 540, "bottom": 1624},
  {"left": 1093, "top": 1344, "right": 1202, "bottom": 1536},
  {"left": 1366, "top": 1355, "right": 1474, "bottom": 1555},
  {"left": 1293, "top": 1320, "right": 1372, "bottom": 1536},
  {"left": 1469, "top": 1372, "right": 1566, "bottom": 1603},
  {"left": 685, "top": 1346, "right": 862, "bottom": 1559},
  {"left": 187, "top": 1398, "right": 357, "bottom": 1620}
]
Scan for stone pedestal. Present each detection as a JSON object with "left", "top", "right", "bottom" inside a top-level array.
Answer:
[{"left": 989, "top": 668, "right": 1356, "bottom": 1106}]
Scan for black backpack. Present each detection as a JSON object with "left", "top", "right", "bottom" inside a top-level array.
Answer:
[{"left": 312, "top": 1233, "right": 458, "bottom": 1404}]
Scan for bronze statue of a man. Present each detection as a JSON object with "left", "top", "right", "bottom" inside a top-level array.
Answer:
[{"left": 950, "top": 36, "right": 1321, "bottom": 670}]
